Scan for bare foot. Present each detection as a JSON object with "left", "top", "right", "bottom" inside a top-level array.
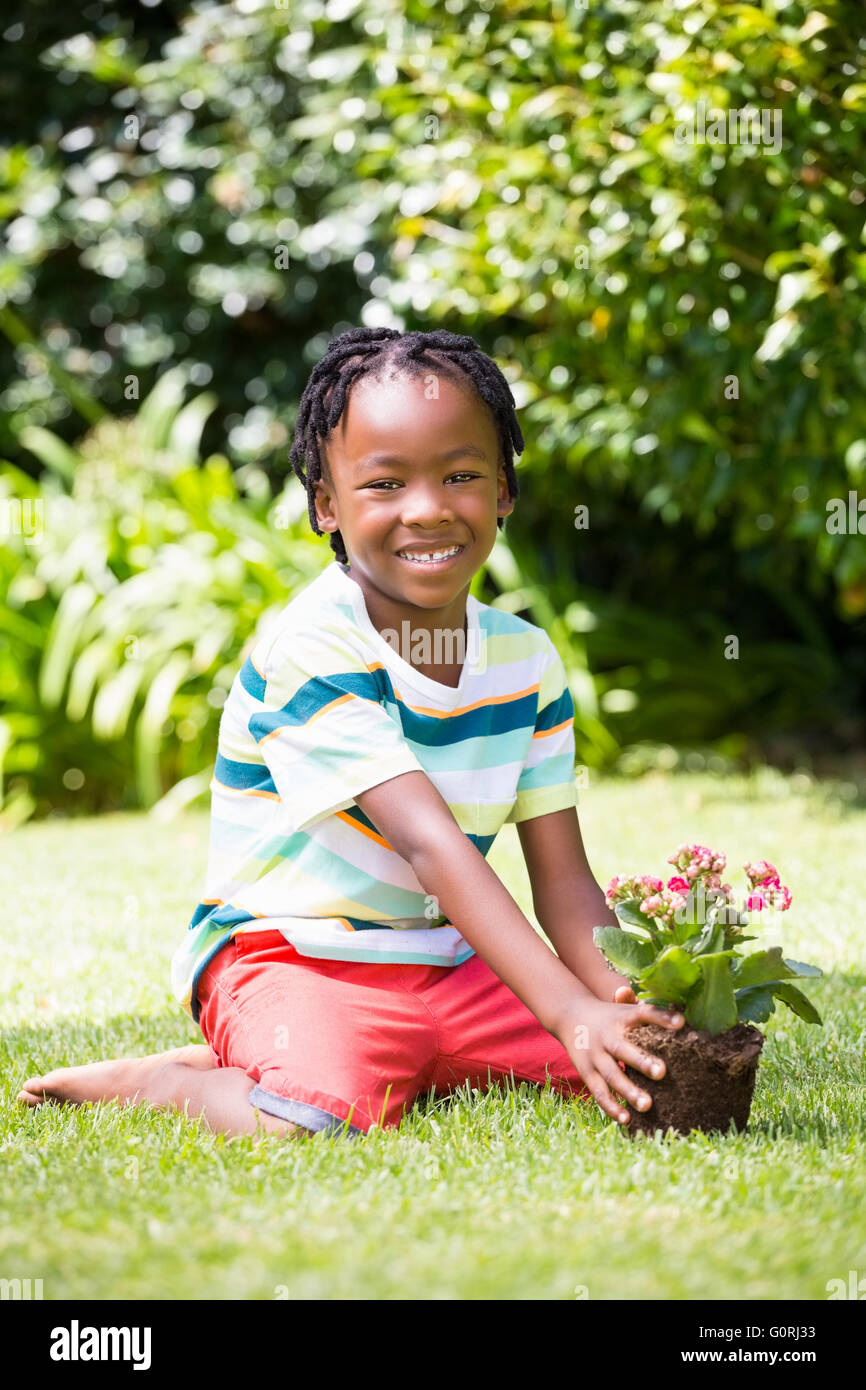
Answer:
[{"left": 17, "top": 1042, "right": 217, "bottom": 1109}]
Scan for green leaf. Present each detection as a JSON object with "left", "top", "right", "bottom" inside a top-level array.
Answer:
[
  {"left": 635, "top": 993, "right": 673, "bottom": 1009},
  {"left": 671, "top": 910, "right": 700, "bottom": 945},
  {"left": 613, "top": 897, "right": 653, "bottom": 930},
  {"left": 782, "top": 958, "right": 822, "bottom": 978},
  {"left": 756, "top": 311, "right": 802, "bottom": 365},
  {"left": 39, "top": 582, "right": 98, "bottom": 709},
  {"left": 688, "top": 919, "right": 725, "bottom": 956},
  {"left": 18, "top": 425, "right": 77, "bottom": 482},
  {"left": 686, "top": 953, "right": 738, "bottom": 1035},
  {"left": 841, "top": 83, "right": 866, "bottom": 110},
  {"left": 679, "top": 932, "right": 705, "bottom": 954},
  {"left": 66, "top": 637, "right": 117, "bottom": 722},
  {"left": 732, "top": 946, "right": 798, "bottom": 989},
  {"left": 738, "top": 983, "right": 821, "bottom": 1027},
  {"left": 736, "top": 985, "right": 777, "bottom": 1024},
  {"left": 775, "top": 269, "right": 823, "bottom": 317},
  {"left": 772, "top": 982, "right": 822, "bottom": 1025},
  {"left": 593, "top": 926, "right": 655, "bottom": 979},
  {"left": 639, "top": 945, "right": 701, "bottom": 1003},
  {"left": 135, "top": 653, "right": 193, "bottom": 806},
  {"left": 92, "top": 660, "right": 146, "bottom": 740},
  {"left": 169, "top": 392, "right": 218, "bottom": 465},
  {"left": 136, "top": 368, "right": 188, "bottom": 452},
  {"left": 678, "top": 412, "right": 726, "bottom": 447}
]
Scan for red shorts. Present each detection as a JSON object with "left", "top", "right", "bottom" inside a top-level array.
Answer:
[{"left": 198, "top": 929, "right": 593, "bottom": 1136}]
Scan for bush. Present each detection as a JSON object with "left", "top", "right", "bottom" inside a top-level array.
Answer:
[
  {"left": 0, "top": 370, "right": 329, "bottom": 822},
  {"left": 2, "top": 0, "right": 864, "bottom": 785}
]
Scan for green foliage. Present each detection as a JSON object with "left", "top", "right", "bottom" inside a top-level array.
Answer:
[
  {"left": 592, "top": 925, "right": 655, "bottom": 977},
  {"left": 594, "top": 900, "right": 823, "bottom": 1036},
  {"left": 0, "top": 370, "right": 330, "bottom": 822},
  {"left": 2, "top": 0, "right": 866, "bottom": 805}
]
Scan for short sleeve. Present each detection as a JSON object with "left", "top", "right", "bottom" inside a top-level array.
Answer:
[
  {"left": 505, "top": 638, "right": 578, "bottom": 824},
  {"left": 250, "top": 625, "right": 426, "bottom": 834}
]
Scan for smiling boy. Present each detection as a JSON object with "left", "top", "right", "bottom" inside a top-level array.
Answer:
[{"left": 19, "top": 327, "right": 682, "bottom": 1134}]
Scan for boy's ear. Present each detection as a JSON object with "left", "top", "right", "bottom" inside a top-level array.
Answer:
[
  {"left": 496, "top": 465, "right": 514, "bottom": 519},
  {"left": 313, "top": 476, "right": 338, "bottom": 532}
]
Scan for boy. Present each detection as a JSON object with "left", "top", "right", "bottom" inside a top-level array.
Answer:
[{"left": 19, "top": 327, "right": 682, "bottom": 1134}]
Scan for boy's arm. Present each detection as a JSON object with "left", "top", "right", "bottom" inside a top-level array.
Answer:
[
  {"left": 353, "top": 771, "right": 594, "bottom": 1040},
  {"left": 516, "top": 806, "right": 633, "bottom": 1002},
  {"left": 354, "top": 770, "right": 684, "bottom": 1125}
]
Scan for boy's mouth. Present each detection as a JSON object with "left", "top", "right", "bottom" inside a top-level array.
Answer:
[{"left": 394, "top": 544, "right": 465, "bottom": 569}]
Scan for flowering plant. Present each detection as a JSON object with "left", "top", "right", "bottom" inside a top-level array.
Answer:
[{"left": 594, "top": 844, "right": 822, "bottom": 1037}]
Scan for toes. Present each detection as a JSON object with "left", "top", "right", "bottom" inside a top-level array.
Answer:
[
  {"left": 17, "top": 1088, "right": 44, "bottom": 1106},
  {"left": 17, "top": 1075, "right": 53, "bottom": 1104}
]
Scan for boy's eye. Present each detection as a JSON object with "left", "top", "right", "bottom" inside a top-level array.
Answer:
[{"left": 363, "top": 473, "right": 479, "bottom": 490}]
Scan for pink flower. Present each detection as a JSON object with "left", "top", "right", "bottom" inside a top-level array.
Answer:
[
  {"left": 605, "top": 874, "right": 664, "bottom": 909},
  {"left": 608, "top": 848, "right": 792, "bottom": 924},
  {"left": 745, "top": 882, "right": 792, "bottom": 913},
  {"left": 760, "top": 882, "right": 792, "bottom": 911},
  {"left": 639, "top": 886, "right": 690, "bottom": 926},
  {"left": 640, "top": 895, "right": 664, "bottom": 915},
  {"left": 668, "top": 843, "right": 727, "bottom": 879},
  {"left": 743, "top": 859, "right": 780, "bottom": 888},
  {"left": 742, "top": 859, "right": 792, "bottom": 912}
]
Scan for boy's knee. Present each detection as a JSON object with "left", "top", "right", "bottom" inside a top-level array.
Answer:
[{"left": 151, "top": 1059, "right": 194, "bottom": 1109}]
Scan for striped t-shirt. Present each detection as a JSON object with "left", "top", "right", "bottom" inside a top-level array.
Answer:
[{"left": 172, "top": 558, "right": 578, "bottom": 1021}]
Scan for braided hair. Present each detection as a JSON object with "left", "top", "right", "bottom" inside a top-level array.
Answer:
[{"left": 288, "top": 326, "right": 524, "bottom": 565}]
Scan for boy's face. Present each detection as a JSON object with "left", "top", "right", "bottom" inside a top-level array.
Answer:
[{"left": 313, "top": 370, "right": 513, "bottom": 611}]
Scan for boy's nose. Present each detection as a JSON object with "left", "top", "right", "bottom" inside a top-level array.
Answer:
[{"left": 398, "top": 486, "right": 458, "bottom": 527}]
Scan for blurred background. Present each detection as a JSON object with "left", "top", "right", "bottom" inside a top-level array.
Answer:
[{"left": 1, "top": 0, "right": 865, "bottom": 828}]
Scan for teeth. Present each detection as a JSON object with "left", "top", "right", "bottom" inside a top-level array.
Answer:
[{"left": 398, "top": 546, "right": 461, "bottom": 564}]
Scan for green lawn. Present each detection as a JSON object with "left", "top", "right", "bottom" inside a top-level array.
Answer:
[{"left": 2, "top": 769, "right": 864, "bottom": 1300}]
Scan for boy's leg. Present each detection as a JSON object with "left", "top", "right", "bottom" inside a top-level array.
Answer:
[
  {"left": 17, "top": 1044, "right": 311, "bottom": 1138},
  {"left": 18, "top": 931, "right": 438, "bottom": 1139},
  {"left": 420, "top": 952, "right": 596, "bottom": 1103},
  {"left": 198, "top": 930, "right": 438, "bottom": 1136},
  {"left": 17, "top": 1042, "right": 216, "bottom": 1107},
  {"left": 134, "top": 1059, "right": 315, "bottom": 1138}
]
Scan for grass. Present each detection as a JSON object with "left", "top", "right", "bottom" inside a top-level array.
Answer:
[{"left": 2, "top": 767, "right": 864, "bottom": 1301}]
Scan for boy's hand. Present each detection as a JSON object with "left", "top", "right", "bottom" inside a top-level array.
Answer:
[{"left": 557, "top": 994, "right": 684, "bottom": 1125}]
